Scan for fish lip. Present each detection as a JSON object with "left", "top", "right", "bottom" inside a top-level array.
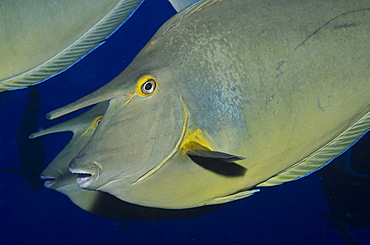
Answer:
[
  {"left": 40, "top": 175, "right": 57, "bottom": 188},
  {"left": 69, "top": 166, "right": 94, "bottom": 189}
]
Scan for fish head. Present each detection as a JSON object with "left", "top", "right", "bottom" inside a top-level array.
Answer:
[
  {"left": 47, "top": 58, "right": 189, "bottom": 192},
  {"left": 45, "top": 18, "right": 249, "bottom": 208},
  {"left": 34, "top": 103, "right": 108, "bottom": 191},
  {"left": 47, "top": 66, "right": 249, "bottom": 208}
]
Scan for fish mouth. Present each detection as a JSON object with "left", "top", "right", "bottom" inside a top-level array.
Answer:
[
  {"left": 40, "top": 176, "right": 57, "bottom": 188},
  {"left": 69, "top": 167, "right": 94, "bottom": 189}
]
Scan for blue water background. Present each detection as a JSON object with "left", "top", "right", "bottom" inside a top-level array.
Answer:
[{"left": 1, "top": 1, "right": 369, "bottom": 244}]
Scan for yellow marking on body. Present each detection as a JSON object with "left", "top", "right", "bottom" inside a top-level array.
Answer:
[
  {"left": 131, "top": 97, "right": 189, "bottom": 185},
  {"left": 93, "top": 161, "right": 103, "bottom": 171},
  {"left": 81, "top": 116, "right": 103, "bottom": 136},
  {"left": 180, "top": 129, "right": 214, "bottom": 152},
  {"left": 92, "top": 116, "right": 103, "bottom": 129},
  {"left": 124, "top": 93, "right": 135, "bottom": 105}
]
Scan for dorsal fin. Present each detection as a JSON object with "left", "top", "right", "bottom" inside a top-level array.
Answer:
[
  {"left": 168, "top": 0, "right": 200, "bottom": 12},
  {"left": 258, "top": 109, "right": 370, "bottom": 187}
]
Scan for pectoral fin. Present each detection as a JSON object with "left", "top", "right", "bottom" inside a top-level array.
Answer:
[
  {"left": 181, "top": 129, "right": 247, "bottom": 177},
  {"left": 187, "top": 149, "right": 245, "bottom": 162},
  {"left": 187, "top": 147, "right": 247, "bottom": 177}
]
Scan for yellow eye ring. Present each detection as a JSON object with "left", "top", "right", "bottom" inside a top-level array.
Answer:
[
  {"left": 136, "top": 76, "right": 157, "bottom": 96},
  {"left": 92, "top": 116, "right": 103, "bottom": 129}
]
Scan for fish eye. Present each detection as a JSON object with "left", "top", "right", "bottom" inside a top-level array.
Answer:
[
  {"left": 92, "top": 116, "right": 103, "bottom": 129},
  {"left": 136, "top": 76, "right": 157, "bottom": 96},
  {"left": 141, "top": 79, "right": 156, "bottom": 94}
]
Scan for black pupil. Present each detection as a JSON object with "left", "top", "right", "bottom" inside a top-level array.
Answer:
[{"left": 144, "top": 82, "right": 153, "bottom": 91}]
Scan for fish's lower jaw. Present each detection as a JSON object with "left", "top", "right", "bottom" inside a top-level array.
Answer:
[
  {"left": 69, "top": 167, "right": 94, "bottom": 189},
  {"left": 40, "top": 176, "right": 56, "bottom": 189}
]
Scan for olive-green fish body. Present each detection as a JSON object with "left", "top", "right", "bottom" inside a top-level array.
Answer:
[
  {"left": 0, "top": 0, "right": 143, "bottom": 91},
  {"left": 48, "top": 0, "right": 370, "bottom": 209}
]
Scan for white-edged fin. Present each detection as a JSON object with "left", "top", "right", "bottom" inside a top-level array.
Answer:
[
  {"left": 0, "top": 0, "right": 143, "bottom": 92},
  {"left": 206, "top": 189, "right": 260, "bottom": 205},
  {"left": 258, "top": 110, "right": 370, "bottom": 187},
  {"left": 168, "top": 0, "right": 201, "bottom": 12}
]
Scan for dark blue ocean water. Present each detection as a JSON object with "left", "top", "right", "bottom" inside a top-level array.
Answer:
[{"left": 1, "top": 1, "right": 369, "bottom": 244}]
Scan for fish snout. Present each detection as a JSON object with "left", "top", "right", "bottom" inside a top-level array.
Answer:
[
  {"left": 40, "top": 169, "right": 62, "bottom": 189},
  {"left": 69, "top": 156, "right": 102, "bottom": 190}
]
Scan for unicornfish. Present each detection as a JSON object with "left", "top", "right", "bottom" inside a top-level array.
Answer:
[{"left": 46, "top": 0, "right": 370, "bottom": 209}]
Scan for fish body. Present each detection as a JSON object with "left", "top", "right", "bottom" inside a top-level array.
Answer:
[
  {"left": 48, "top": 0, "right": 370, "bottom": 209},
  {"left": 0, "top": 0, "right": 143, "bottom": 91}
]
